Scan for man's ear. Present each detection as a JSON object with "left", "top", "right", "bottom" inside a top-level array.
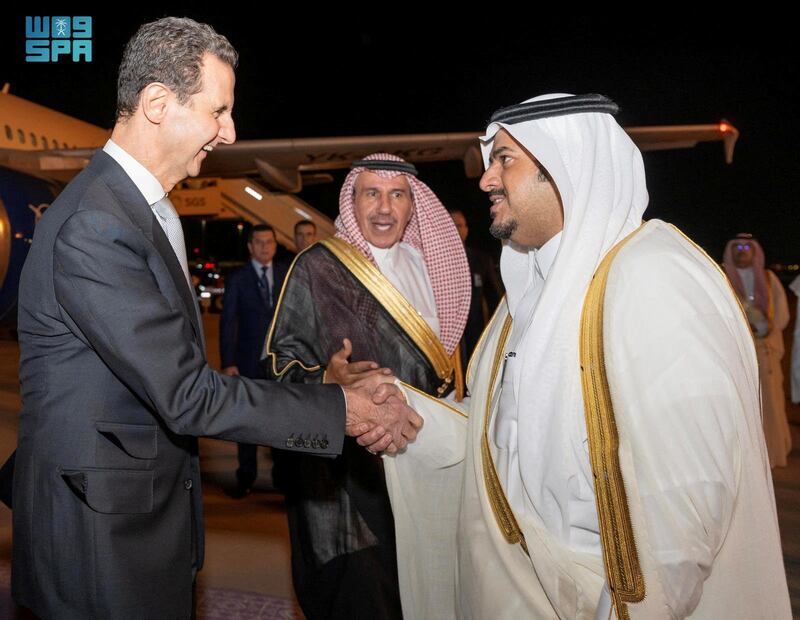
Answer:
[{"left": 139, "top": 82, "right": 171, "bottom": 125}]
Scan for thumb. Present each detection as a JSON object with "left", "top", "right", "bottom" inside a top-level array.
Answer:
[{"left": 330, "top": 338, "right": 352, "bottom": 364}]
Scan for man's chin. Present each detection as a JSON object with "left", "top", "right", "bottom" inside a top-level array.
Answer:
[
  {"left": 489, "top": 219, "right": 517, "bottom": 241},
  {"left": 365, "top": 228, "right": 401, "bottom": 249},
  {"left": 366, "top": 237, "right": 398, "bottom": 249}
]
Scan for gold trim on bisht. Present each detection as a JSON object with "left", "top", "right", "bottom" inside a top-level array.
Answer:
[
  {"left": 451, "top": 346, "right": 465, "bottom": 402},
  {"left": 263, "top": 243, "right": 323, "bottom": 378},
  {"left": 579, "top": 226, "right": 646, "bottom": 619},
  {"left": 467, "top": 295, "right": 507, "bottom": 385},
  {"left": 672, "top": 224, "right": 753, "bottom": 334},
  {"left": 398, "top": 381, "right": 468, "bottom": 419},
  {"left": 480, "top": 315, "right": 528, "bottom": 555},
  {"left": 320, "top": 237, "right": 455, "bottom": 393}
]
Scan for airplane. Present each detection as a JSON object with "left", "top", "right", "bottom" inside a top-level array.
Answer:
[{"left": 0, "top": 85, "right": 740, "bottom": 326}]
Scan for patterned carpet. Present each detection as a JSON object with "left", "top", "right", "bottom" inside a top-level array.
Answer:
[{"left": 0, "top": 560, "right": 303, "bottom": 619}]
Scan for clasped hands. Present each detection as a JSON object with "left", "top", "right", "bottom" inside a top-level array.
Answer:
[{"left": 326, "top": 338, "right": 423, "bottom": 455}]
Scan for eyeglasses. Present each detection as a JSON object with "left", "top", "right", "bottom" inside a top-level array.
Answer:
[{"left": 735, "top": 243, "right": 752, "bottom": 251}]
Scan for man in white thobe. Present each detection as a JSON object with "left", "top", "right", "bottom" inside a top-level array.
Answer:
[
  {"left": 723, "top": 234, "right": 792, "bottom": 467},
  {"left": 383, "top": 94, "right": 791, "bottom": 619}
]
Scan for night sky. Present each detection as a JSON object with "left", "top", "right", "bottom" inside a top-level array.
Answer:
[{"left": 3, "top": 12, "right": 798, "bottom": 265}]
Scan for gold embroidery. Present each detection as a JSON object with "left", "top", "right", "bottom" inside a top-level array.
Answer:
[
  {"left": 452, "top": 347, "right": 465, "bottom": 402},
  {"left": 320, "top": 237, "right": 454, "bottom": 387},
  {"left": 263, "top": 245, "right": 323, "bottom": 378},
  {"left": 580, "top": 226, "right": 645, "bottom": 618},
  {"left": 480, "top": 314, "right": 528, "bottom": 554},
  {"left": 398, "top": 381, "right": 468, "bottom": 419},
  {"left": 466, "top": 295, "right": 507, "bottom": 386}
]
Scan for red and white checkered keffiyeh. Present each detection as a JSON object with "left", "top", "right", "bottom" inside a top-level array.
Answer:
[{"left": 335, "top": 153, "right": 470, "bottom": 355}]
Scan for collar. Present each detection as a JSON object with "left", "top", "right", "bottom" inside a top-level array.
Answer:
[
  {"left": 535, "top": 231, "right": 562, "bottom": 281},
  {"left": 251, "top": 259, "right": 272, "bottom": 272},
  {"left": 103, "top": 139, "right": 166, "bottom": 206},
  {"left": 368, "top": 241, "right": 400, "bottom": 266}
]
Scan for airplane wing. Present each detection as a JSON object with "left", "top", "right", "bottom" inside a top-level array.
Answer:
[
  {"left": 625, "top": 122, "right": 739, "bottom": 164},
  {"left": 191, "top": 122, "right": 741, "bottom": 191},
  {"left": 0, "top": 147, "right": 95, "bottom": 184},
  {"left": 0, "top": 123, "right": 738, "bottom": 189},
  {"left": 200, "top": 133, "right": 484, "bottom": 192}
]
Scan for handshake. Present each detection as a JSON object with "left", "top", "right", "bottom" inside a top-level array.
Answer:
[{"left": 327, "top": 338, "right": 423, "bottom": 454}]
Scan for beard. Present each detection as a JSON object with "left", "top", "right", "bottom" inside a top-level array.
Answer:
[{"left": 489, "top": 216, "right": 517, "bottom": 240}]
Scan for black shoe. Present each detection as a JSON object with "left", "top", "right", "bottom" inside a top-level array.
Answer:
[{"left": 227, "top": 482, "right": 252, "bottom": 499}]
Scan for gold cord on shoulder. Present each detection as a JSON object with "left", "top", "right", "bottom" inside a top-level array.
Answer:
[{"left": 580, "top": 227, "right": 646, "bottom": 618}]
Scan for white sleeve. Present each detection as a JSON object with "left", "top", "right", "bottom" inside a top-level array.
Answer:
[
  {"left": 382, "top": 383, "right": 468, "bottom": 620},
  {"left": 605, "top": 240, "right": 752, "bottom": 618}
]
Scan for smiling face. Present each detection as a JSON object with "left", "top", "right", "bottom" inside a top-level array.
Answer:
[
  {"left": 352, "top": 171, "right": 414, "bottom": 248},
  {"left": 479, "top": 129, "right": 563, "bottom": 249},
  {"left": 160, "top": 53, "right": 236, "bottom": 187}
]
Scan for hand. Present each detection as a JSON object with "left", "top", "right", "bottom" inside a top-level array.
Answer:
[
  {"left": 343, "top": 383, "right": 423, "bottom": 455},
  {"left": 325, "top": 339, "right": 394, "bottom": 387},
  {"left": 222, "top": 366, "right": 240, "bottom": 376}
]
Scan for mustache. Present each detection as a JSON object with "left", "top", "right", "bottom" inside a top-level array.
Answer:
[
  {"left": 488, "top": 189, "right": 506, "bottom": 199},
  {"left": 368, "top": 216, "right": 398, "bottom": 226}
]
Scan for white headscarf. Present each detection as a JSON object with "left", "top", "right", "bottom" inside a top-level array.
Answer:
[{"left": 480, "top": 94, "right": 649, "bottom": 547}]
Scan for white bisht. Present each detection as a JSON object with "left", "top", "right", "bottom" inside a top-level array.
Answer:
[{"left": 383, "top": 93, "right": 791, "bottom": 620}]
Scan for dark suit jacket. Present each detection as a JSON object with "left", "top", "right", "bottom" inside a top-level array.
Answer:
[
  {"left": 12, "top": 151, "right": 345, "bottom": 619},
  {"left": 219, "top": 260, "right": 288, "bottom": 379}
]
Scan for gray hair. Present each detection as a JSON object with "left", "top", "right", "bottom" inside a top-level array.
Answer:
[{"left": 116, "top": 17, "right": 238, "bottom": 121}]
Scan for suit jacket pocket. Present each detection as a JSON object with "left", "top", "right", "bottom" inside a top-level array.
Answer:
[
  {"left": 60, "top": 467, "right": 154, "bottom": 514},
  {"left": 96, "top": 421, "right": 157, "bottom": 467}
]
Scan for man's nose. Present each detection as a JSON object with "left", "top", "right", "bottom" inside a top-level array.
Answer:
[
  {"left": 377, "top": 193, "right": 391, "bottom": 212},
  {"left": 479, "top": 164, "right": 498, "bottom": 192},
  {"left": 218, "top": 117, "right": 236, "bottom": 145}
]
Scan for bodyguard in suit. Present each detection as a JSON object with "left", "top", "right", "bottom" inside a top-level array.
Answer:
[
  {"left": 12, "top": 17, "right": 421, "bottom": 619},
  {"left": 220, "top": 224, "right": 289, "bottom": 497}
]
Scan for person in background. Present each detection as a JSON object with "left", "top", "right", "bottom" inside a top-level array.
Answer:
[
  {"left": 294, "top": 219, "right": 318, "bottom": 252},
  {"left": 448, "top": 208, "right": 503, "bottom": 369},
  {"left": 220, "top": 223, "right": 290, "bottom": 497},
  {"left": 723, "top": 233, "right": 791, "bottom": 467}
]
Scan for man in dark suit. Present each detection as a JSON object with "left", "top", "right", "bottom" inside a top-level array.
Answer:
[
  {"left": 294, "top": 219, "right": 317, "bottom": 252},
  {"left": 220, "top": 224, "right": 289, "bottom": 497},
  {"left": 12, "top": 17, "right": 420, "bottom": 619}
]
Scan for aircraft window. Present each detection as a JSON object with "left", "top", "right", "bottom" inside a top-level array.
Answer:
[
  {"left": 42, "top": 136, "right": 49, "bottom": 149},
  {"left": 17, "top": 129, "right": 25, "bottom": 144},
  {"left": 30, "top": 133, "right": 38, "bottom": 147},
  {"left": 4, "top": 125, "right": 10, "bottom": 140}
]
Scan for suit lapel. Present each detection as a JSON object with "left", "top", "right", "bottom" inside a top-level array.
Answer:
[
  {"left": 150, "top": 221, "right": 204, "bottom": 345},
  {"left": 89, "top": 151, "right": 204, "bottom": 346}
]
